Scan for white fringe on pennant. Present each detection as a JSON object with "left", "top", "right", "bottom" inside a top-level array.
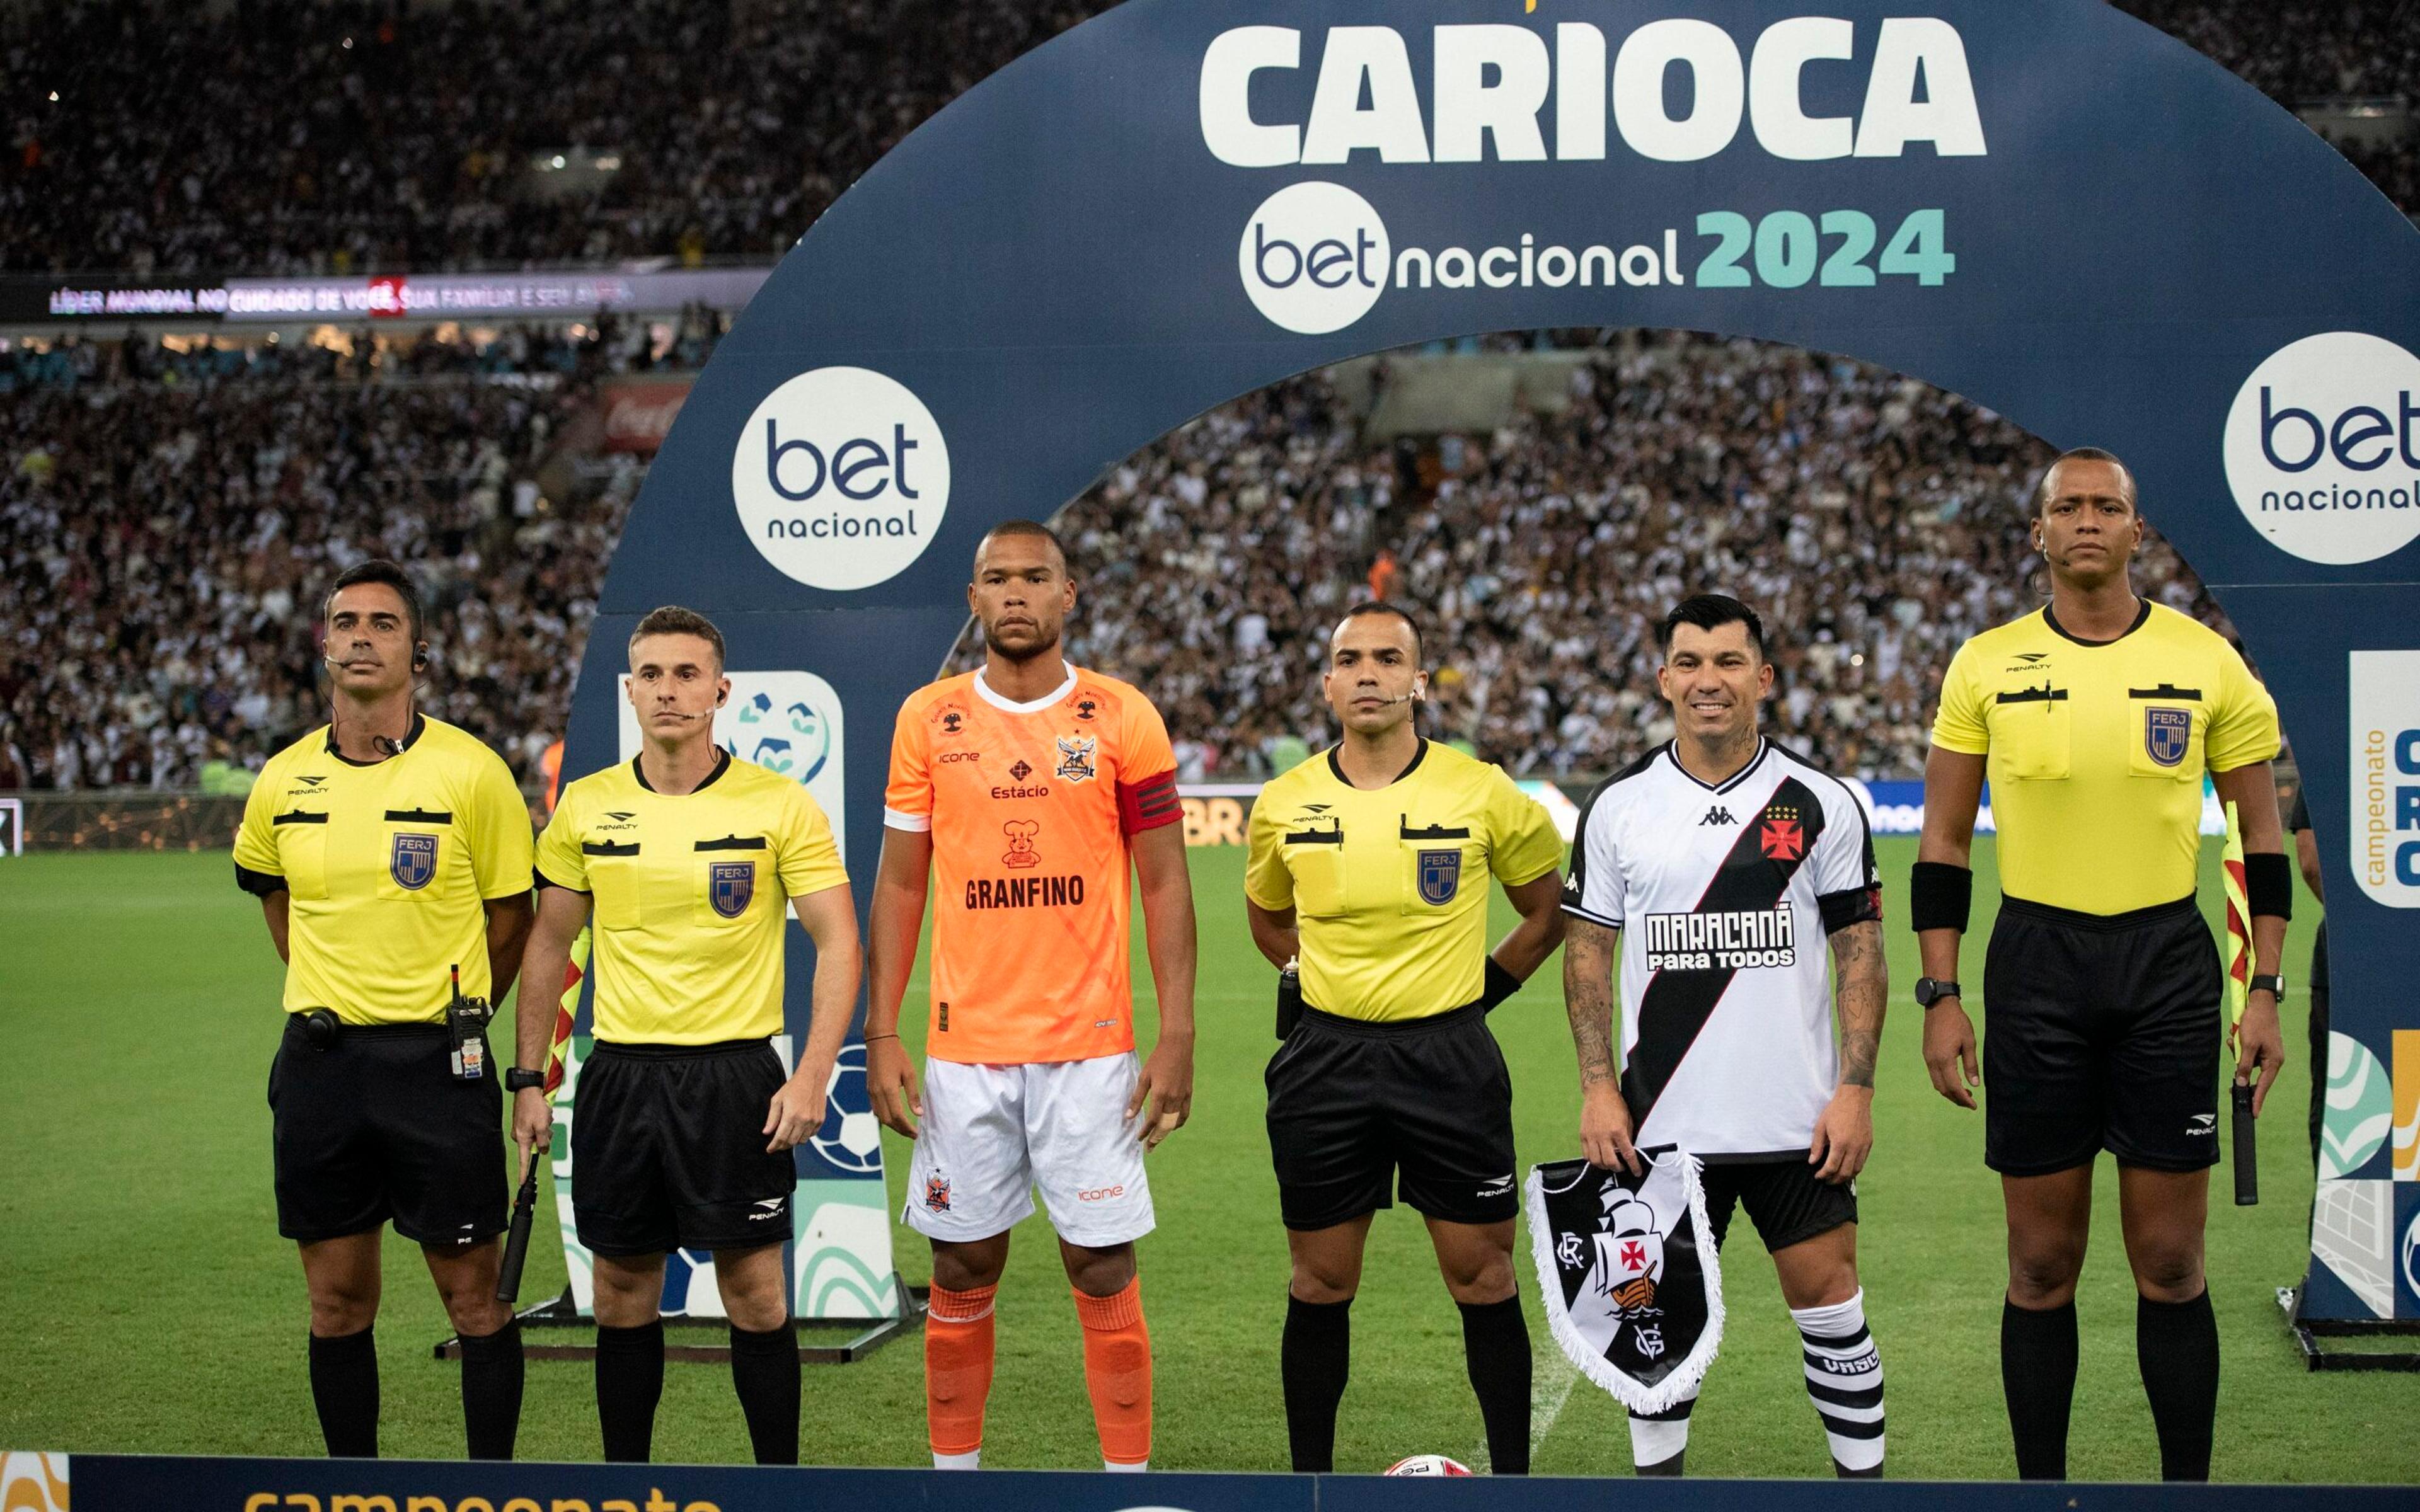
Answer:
[{"left": 1523, "top": 1150, "right": 1725, "bottom": 1417}]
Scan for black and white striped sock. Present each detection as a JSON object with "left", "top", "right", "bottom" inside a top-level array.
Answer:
[
  {"left": 1626, "top": 1388, "right": 1697, "bottom": 1475},
  {"left": 1792, "top": 1290, "right": 1884, "bottom": 1477}
]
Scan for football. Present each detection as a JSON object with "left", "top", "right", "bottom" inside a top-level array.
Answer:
[{"left": 1383, "top": 1456, "right": 1474, "bottom": 1477}]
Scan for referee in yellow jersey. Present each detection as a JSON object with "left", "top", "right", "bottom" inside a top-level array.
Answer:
[
  {"left": 1244, "top": 602, "right": 1567, "bottom": 1474},
  {"left": 233, "top": 559, "right": 534, "bottom": 1460},
  {"left": 518, "top": 606, "right": 861, "bottom": 1465},
  {"left": 1914, "top": 449, "right": 2288, "bottom": 1483}
]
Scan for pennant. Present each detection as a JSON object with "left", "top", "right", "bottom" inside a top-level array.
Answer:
[{"left": 1526, "top": 1150, "right": 1724, "bottom": 1415}]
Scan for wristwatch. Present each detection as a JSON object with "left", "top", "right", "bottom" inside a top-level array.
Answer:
[
  {"left": 1914, "top": 976, "right": 1962, "bottom": 1008},
  {"left": 505, "top": 1068, "right": 547, "bottom": 1092},
  {"left": 2249, "top": 973, "right": 2286, "bottom": 1001}
]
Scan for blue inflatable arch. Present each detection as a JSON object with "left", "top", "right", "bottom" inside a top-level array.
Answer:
[{"left": 569, "top": 0, "right": 2420, "bottom": 1325}]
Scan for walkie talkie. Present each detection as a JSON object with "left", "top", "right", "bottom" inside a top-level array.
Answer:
[{"left": 446, "top": 964, "right": 492, "bottom": 1081}]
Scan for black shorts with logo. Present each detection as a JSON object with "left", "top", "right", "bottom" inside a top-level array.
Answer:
[
  {"left": 1983, "top": 894, "right": 2222, "bottom": 1177},
  {"left": 1265, "top": 1000, "right": 1518, "bottom": 1230},
  {"left": 268, "top": 1016, "right": 507, "bottom": 1248},
  {"left": 573, "top": 1039, "right": 793, "bottom": 1257},
  {"left": 1700, "top": 1158, "right": 1858, "bottom": 1253}
]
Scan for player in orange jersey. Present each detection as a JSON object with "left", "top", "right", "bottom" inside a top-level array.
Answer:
[{"left": 866, "top": 518, "right": 1198, "bottom": 1472}]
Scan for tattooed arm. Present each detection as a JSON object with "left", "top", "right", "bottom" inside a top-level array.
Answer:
[
  {"left": 1564, "top": 916, "right": 1641, "bottom": 1173},
  {"left": 1809, "top": 919, "right": 1886, "bottom": 1183}
]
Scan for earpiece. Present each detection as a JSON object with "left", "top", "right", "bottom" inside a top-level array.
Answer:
[{"left": 412, "top": 641, "right": 430, "bottom": 672}]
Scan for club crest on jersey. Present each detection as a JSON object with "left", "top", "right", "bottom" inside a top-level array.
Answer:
[
  {"left": 1758, "top": 805, "right": 1804, "bottom": 861},
  {"left": 709, "top": 861, "right": 755, "bottom": 918},
  {"left": 2144, "top": 707, "right": 2191, "bottom": 767},
  {"left": 924, "top": 1172, "right": 952, "bottom": 1213},
  {"left": 1054, "top": 734, "right": 1097, "bottom": 783},
  {"left": 1417, "top": 848, "right": 1461, "bottom": 905},
  {"left": 389, "top": 833, "right": 437, "bottom": 890},
  {"left": 935, "top": 705, "right": 966, "bottom": 736}
]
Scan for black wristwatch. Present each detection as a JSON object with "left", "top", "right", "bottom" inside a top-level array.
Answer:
[
  {"left": 2249, "top": 973, "right": 2286, "bottom": 1001},
  {"left": 1915, "top": 976, "right": 1962, "bottom": 1008},
  {"left": 505, "top": 1068, "right": 547, "bottom": 1093}
]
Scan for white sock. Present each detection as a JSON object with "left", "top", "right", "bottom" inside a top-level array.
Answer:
[
  {"left": 1792, "top": 1289, "right": 1884, "bottom": 1475},
  {"left": 1627, "top": 1387, "right": 1697, "bottom": 1470},
  {"left": 1104, "top": 1458, "right": 1148, "bottom": 1472},
  {"left": 934, "top": 1450, "right": 981, "bottom": 1470}
]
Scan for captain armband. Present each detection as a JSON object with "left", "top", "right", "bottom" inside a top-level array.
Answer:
[
  {"left": 1908, "top": 861, "right": 1973, "bottom": 934},
  {"left": 2245, "top": 851, "right": 2293, "bottom": 921}
]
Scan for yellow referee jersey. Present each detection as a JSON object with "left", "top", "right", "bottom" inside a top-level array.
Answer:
[
  {"left": 233, "top": 716, "right": 534, "bottom": 1024},
  {"left": 1932, "top": 602, "right": 2281, "bottom": 915},
  {"left": 1246, "top": 740, "right": 1563, "bottom": 1021},
  {"left": 536, "top": 751, "right": 848, "bottom": 1045}
]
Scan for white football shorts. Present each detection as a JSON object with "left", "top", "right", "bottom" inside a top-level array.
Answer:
[{"left": 902, "top": 1052, "right": 1156, "bottom": 1248}]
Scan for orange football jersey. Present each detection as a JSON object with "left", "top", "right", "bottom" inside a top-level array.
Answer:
[{"left": 884, "top": 666, "right": 1179, "bottom": 1064}]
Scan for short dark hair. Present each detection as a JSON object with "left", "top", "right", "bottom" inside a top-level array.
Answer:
[
  {"left": 1337, "top": 600, "right": 1422, "bottom": 661},
  {"left": 2032, "top": 447, "right": 2137, "bottom": 516},
  {"left": 1658, "top": 594, "right": 1766, "bottom": 659},
  {"left": 629, "top": 605, "right": 725, "bottom": 672},
  {"left": 975, "top": 518, "right": 1068, "bottom": 569},
  {"left": 325, "top": 559, "right": 423, "bottom": 644}
]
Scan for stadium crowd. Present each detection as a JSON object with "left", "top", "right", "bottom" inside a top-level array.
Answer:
[
  {"left": 961, "top": 335, "right": 2218, "bottom": 783},
  {"left": 0, "top": 327, "right": 668, "bottom": 792},
  {"left": 1, "top": 0, "right": 2412, "bottom": 282}
]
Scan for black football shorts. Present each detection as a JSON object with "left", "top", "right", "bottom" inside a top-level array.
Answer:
[
  {"left": 1983, "top": 894, "right": 2222, "bottom": 1177},
  {"left": 268, "top": 1016, "right": 507, "bottom": 1248},
  {"left": 572, "top": 1039, "right": 794, "bottom": 1257},
  {"left": 1698, "top": 1157, "right": 1859, "bottom": 1253},
  {"left": 1265, "top": 1000, "right": 1518, "bottom": 1230}
]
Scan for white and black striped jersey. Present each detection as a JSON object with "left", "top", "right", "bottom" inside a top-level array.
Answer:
[{"left": 1562, "top": 739, "right": 1881, "bottom": 1161}]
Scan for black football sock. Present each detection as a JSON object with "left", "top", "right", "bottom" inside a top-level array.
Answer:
[
  {"left": 595, "top": 1320, "right": 666, "bottom": 1463},
  {"left": 2001, "top": 1298, "right": 2078, "bottom": 1480},
  {"left": 1792, "top": 1290, "right": 1884, "bottom": 1477},
  {"left": 1457, "top": 1295, "right": 1532, "bottom": 1475},
  {"left": 458, "top": 1319, "right": 524, "bottom": 1461},
  {"left": 1281, "top": 1295, "right": 1351, "bottom": 1472},
  {"left": 2136, "top": 1289, "right": 2218, "bottom": 1482},
  {"left": 729, "top": 1320, "right": 802, "bottom": 1465},
  {"left": 308, "top": 1324, "right": 379, "bottom": 1458}
]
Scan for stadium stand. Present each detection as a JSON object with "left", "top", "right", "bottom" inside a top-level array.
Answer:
[
  {"left": 0, "top": 0, "right": 2409, "bottom": 282},
  {"left": 0, "top": 1, "right": 2392, "bottom": 794}
]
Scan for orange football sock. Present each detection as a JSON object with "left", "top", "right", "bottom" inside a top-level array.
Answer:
[
  {"left": 925, "top": 1283, "right": 998, "bottom": 1458},
  {"left": 1075, "top": 1279, "right": 1153, "bottom": 1469}
]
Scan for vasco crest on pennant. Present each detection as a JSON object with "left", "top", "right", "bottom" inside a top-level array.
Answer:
[
  {"left": 709, "top": 861, "right": 755, "bottom": 919},
  {"left": 1417, "top": 848, "right": 1461, "bottom": 905},
  {"left": 2144, "top": 707, "right": 2191, "bottom": 768},
  {"left": 1527, "top": 1150, "right": 1723, "bottom": 1414},
  {"left": 389, "top": 832, "right": 438, "bottom": 890},
  {"left": 1054, "top": 733, "right": 1097, "bottom": 782}
]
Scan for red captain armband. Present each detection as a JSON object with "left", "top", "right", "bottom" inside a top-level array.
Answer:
[{"left": 1118, "top": 770, "right": 1182, "bottom": 835}]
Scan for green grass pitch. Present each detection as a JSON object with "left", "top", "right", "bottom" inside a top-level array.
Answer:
[{"left": 1, "top": 837, "right": 2410, "bottom": 1480}]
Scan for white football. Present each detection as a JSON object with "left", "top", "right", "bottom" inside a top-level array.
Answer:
[{"left": 1385, "top": 1455, "right": 1473, "bottom": 1477}]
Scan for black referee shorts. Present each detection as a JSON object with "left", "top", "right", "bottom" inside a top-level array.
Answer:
[
  {"left": 267, "top": 1016, "right": 507, "bottom": 1248},
  {"left": 1265, "top": 1001, "right": 1518, "bottom": 1231},
  {"left": 572, "top": 1040, "right": 793, "bottom": 1257},
  {"left": 1983, "top": 894, "right": 2222, "bottom": 1178}
]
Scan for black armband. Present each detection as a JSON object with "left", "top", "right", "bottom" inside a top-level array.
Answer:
[
  {"left": 1908, "top": 861, "right": 1972, "bottom": 934},
  {"left": 2245, "top": 850, "right": 2293, "bottom": 921},
  {"left": 234, "top": 861, "right": 287, "bottom": 898},
  {"left": 1480, "top": 957, "right": 1523, "bottom": 1012}
]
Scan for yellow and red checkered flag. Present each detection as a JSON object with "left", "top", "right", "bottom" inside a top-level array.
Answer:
[
  {"left": 2221, "top": 800, "right": 2250, "bottom": 1030},
  {"left": 543, "top": 924, "right": 591, "bottom": 1095}
]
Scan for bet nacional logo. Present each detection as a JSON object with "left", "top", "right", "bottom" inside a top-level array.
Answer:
[
  {"left": 2223, "top": 332, "right": 2420, "bottom": 566},
  {"left": 1238, "top": 181, "right": 1390, "bottom": 334},
  {"left": 732, "top": 365, "right": 952, "bottom": 591}
]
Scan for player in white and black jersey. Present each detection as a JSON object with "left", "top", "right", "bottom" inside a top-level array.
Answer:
[{"left": 1561, "top": 595, "right": 1891, "bottom": 1479}]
